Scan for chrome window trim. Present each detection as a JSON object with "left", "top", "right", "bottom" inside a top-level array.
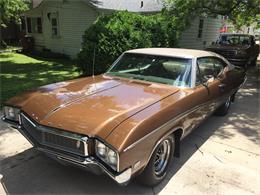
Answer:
[
  {"left": 106, "top": 53, "right": 194, "bottom": 88},
  {"left": 191, "top": 57, "right": 197, "bottom": 88}
]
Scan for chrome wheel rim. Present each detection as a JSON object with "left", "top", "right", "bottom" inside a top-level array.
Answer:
[
  {"left": 225, "top": 97, "right": 231, "bottom": 109},
  {"left": 154, "top": 139, "right": 171, "bottom": 176}
]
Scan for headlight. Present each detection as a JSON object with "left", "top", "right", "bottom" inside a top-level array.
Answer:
[
  {"left": 95, "top": 140, "right": 118, "bottom": 171},
  {"left": 96, "top": 141, "right": 107, "bottom": 158},
  {"left": 3, "top": 106, "right": 20, "bottom": 122}
]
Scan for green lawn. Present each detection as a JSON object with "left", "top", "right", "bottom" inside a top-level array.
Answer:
[{"left": 0, "top": 52, "right": 79, "bottom": 106}]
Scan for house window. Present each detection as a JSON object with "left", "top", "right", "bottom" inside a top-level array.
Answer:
[
  {"left": 21, "top": 17, "right": 26, "bottom": 31},
  {"left": 197, "top": 19, "right": 204, "bottom": 38},
  {"left": 26, "top": 17, "right": 32, "bottom": 33},
  {"left": 51, "top": 17, "right": 59, "bottom": 37},
  {"left": 36, "top": 17, "right": 42, "bottom": 33}
]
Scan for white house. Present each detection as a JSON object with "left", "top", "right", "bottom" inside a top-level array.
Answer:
[{"left": 23, "top": 0, "right": 222, "bottom": 58}]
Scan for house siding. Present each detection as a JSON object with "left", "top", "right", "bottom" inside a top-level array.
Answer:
[
  {"left": 60, "top": 1, "right": 98, "bottom": 57},
  {"left": 179, "top": 17, "right": 222, "bottom": 49},
  {"left": 24, "top": 0, "right": 98, "bottom": 58},
  {"left": 24, "top": 1, "right": 222, "bottom": 58}
]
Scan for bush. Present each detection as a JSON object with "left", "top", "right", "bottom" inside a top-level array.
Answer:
[{"left": 77, "top": 11, "right": 179, "bottom": 76}]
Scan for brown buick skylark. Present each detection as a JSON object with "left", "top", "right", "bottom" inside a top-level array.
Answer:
[{"left": 2, "top": 48, "right": 246, "bottom": 186}]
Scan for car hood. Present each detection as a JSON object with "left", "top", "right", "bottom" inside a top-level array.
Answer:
[
  {"left": 7, "top": 75, "right": 179, "bottom": 139},
  {"left": 207, "top": 44, "right": 250, "bottom": 51}
]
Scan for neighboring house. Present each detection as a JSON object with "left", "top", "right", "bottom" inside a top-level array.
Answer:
[
  {"left": 23, "top": 0, "right": 222, "bottom": 58},
  {"left": 179, "top": 17, "right": 222, "bottom": 49}
]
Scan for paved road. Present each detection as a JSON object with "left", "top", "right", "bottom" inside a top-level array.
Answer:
[{"left": 0, "top": 67, "right": 259, "bottom": 195}]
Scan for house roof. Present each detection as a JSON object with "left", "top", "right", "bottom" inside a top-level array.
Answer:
[
  {"left": 31, "top": 0, "right": 164, "bottom": 12},
  {"left": 88, "top": 0, "right": 164, "bottom": 12},
  {"left": 126, "top": 48, "right": 219, "bottom": 59}
]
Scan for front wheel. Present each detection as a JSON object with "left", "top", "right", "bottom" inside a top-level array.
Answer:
[{"left": 137, "top": 136, "right": 174, "bottom": 186}]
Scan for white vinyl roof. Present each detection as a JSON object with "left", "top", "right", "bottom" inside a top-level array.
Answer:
[{"left": 126, "top": 48, "right": 219, "bottom": 59}]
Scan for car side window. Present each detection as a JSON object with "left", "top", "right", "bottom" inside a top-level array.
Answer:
[
  {"left": 197, "top": 58, "right": 215, "bottom": 83},
  {"left": 196, "top": 57, "right": 227, "bottom": 85},
  {"left": 212, "top": 58, "right": 226, "bottom": 76}
]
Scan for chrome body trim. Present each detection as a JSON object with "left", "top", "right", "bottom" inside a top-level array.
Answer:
[
  {"left": 240, "top": 76, "right": 247, "bottom": 89},
  {"left": 123, "top": 85, "right": 239, "bottom": 153},
  {"left": 122, "top": 101, "right": 206, "bottom": 153},
  {"left": 21, "top": 113, "right": 36, "bottom": 127},
  {"left": 38, "top": 148, "right": 131, "bottom": 185}
]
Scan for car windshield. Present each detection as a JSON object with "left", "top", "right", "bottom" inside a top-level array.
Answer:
[
  {"left": 218, "top": 35, "right": 251, "bottom": 45},
  {"left": 106, "top": 53, "right": 192, "bottom": 87}
]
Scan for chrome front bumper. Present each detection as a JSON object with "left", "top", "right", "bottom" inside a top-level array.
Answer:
[
  {"left": 37, "top": 147, "right": 132, "bottom": 185},
  {"left": 2, "top": 116, "right": 132, "bottom": 185}
]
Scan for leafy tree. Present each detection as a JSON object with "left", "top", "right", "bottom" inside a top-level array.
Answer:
[
  {"left": 0, "top": 0, "right": 30, "bottom": 28},
  {"left": 164, "top": 0, "right": 260, "bottom": 30},
  {"left": 77, "top": 11, "right": 178, "bottom": 76}
]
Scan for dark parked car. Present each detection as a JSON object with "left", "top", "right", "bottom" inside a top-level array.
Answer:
[{"left": 207, "top": 34, "right": 259, "bottom": 68}]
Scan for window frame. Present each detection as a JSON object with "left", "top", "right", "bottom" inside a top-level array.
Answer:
[
  {"left": 26, "top": 17, "right": 32, "bottom": 33},
  {"left": 36, "top": 17, "right": 42, "bottom": 34},
  {"left": 197, "top": 19, "right": 204, "bottom": 39},
  {"left": 21, "top": 16, "right": 26, "bottom": 31},
  {"left": 51, "top": 16, "right": 59, "bottom": 37},
  {"left": 195, "top": 56, "right": 227, "bottom": 85}
]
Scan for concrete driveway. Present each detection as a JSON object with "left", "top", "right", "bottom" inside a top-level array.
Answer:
[{"left": 0, "top": 67, "right": 259, "bottom": 195}]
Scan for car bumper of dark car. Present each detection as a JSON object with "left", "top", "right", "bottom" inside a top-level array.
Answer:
[
  {"left": 1, "top": 116, "right": 132, "bottom": 185},
  {"left": 225, "top": 58, "right": 248, "bottom": 67}
]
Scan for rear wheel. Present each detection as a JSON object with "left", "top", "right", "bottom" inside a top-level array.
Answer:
[
  {"left": 215, "top": 96, "right": 232, "bottom": 116},
  {"left": 138, "top": 136, "right": 174, "bottom": 186}
]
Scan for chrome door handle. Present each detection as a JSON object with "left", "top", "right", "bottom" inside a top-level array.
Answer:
[{"left": 219, "top": 83, "right": 226, "bottom": 92}]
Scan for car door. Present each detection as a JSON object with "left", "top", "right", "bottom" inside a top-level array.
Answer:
[
  {"left": 181, "top": 57, "right": 222, "bottom": 136},
  {"left": 210, "top": 57, "right": 231, "bottom": 105},
  {"left": 196, "top": 57, "right": 223, "bottom": 110}
]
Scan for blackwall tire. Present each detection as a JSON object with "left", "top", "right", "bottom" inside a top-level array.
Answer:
[{"left": 137, "top": 136, "right": 174, "bottom": 186}]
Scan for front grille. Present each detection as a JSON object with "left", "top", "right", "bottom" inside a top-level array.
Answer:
[
  {"left": 43, "top": 132, "right": 85, "bottom": 155},
  {"left": 20, "top": 113, "right": 87, "bottom": 156},
  {"left": 216, "top": 50, "right": 236, "bottom": 58},
  {"left": 20, "top": 114, "right": 42, "bottom": 142}
]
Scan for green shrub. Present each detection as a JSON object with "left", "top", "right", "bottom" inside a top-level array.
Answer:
[{"left": 77, "top": 11, "right": 178, "bottom": 76}]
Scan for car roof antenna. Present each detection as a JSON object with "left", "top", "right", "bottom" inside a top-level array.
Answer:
[{"left": 92, "top": 43, "right": 96, "bottom": 78}]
